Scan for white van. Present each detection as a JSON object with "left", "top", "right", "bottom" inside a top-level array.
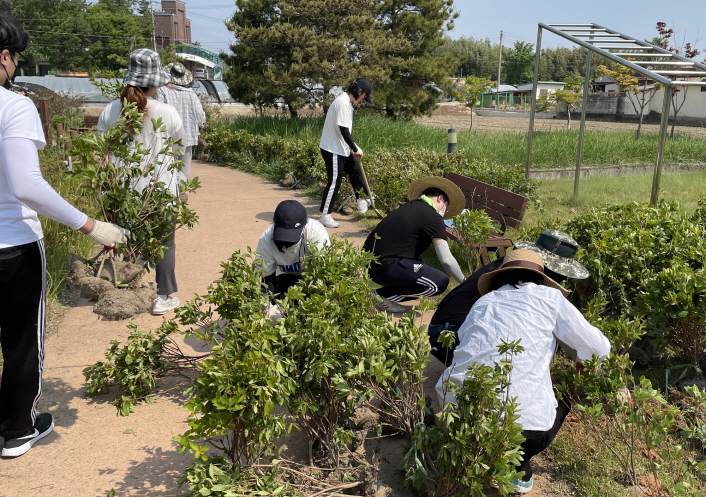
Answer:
[{"left": 193, "top": 68, "right": 207, "bottom": 79}]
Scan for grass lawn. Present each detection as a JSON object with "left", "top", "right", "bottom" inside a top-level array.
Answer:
[
  {"left": 518, "top": 169, "right": 706, "bottom": 232},
  {"left": 221, "top": 115, "right": 706, "bottom": 169}
]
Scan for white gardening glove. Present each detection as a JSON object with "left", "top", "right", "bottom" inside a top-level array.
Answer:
[
  {"left": 353, "top": 146, "right": 363, "bottom": 158},
  {"left": 86, "top": 220, "right": 130, "bottom": 248},
  {"left": 266, "top": 303, "right": 283, "bottom": 324}
]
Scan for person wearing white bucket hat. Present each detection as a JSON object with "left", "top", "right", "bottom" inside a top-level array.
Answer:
[
  {"left": 98, "top": 48, "right": 185, "bottom": 316},
  {"left": 436, "top": 249, "right": 610, "bottom": 494},
  {"left": 157, "top": 62, "right": 206, "bottom": 183}
]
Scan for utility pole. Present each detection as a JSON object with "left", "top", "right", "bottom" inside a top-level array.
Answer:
[
  {"left": 496, "top": 30, "right": 503, "bottom": 93},
  {"left": 150, "top": 0, "right": 157, "bottom": 51}
]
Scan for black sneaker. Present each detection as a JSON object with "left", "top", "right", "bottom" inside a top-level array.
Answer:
[{"left": 1, "top": 413, "right": 54, "bottom": 458}]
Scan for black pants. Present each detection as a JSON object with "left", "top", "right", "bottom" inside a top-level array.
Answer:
[
  {"left": 0, "top": 240, "right": 46, "bottom": 440},
  {"left": 517, "top": 399, "right": 571, "bottom": 480},
  {"left": 427, "top": 322, "right": 461, "bottom": 366},
  {"left": 319, "top": 149, "right": 366, "bottom": 214},
  {"left": 370, "top": 259, "right": 449, "bottom": 302}
]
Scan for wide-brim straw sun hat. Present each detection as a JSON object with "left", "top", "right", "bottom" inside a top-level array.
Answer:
[
  {"left": 123, "top": 48, "right": 170, "bottom": 89},
  {"left": 477, "top": 248, "right": 570, "bottom": 297},
  {"left": 513, "top": 229, "right": 589, "bottom": 280},
  {"left": 407, "top": 176, "right": 466, "bottom": 219},
  {"left": 164, "top": 62, "right": 194, "bottom": 87}
]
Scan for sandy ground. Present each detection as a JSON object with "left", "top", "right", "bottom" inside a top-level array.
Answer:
[{"left": 0, "top": 160, "right": 575, "bottom": 497}]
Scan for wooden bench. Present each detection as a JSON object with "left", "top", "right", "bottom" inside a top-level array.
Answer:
[
  {"left": 446, "top": 172, "right": 530, "bottom": 264},
  {"left": 83, "top": 115, "right": 99, "bottom": 128}
]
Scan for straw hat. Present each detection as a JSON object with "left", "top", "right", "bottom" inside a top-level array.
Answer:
[
  {"left": 513, "top": 229, "right": 589, "bottom": 280},
  {"left": 477, "top": 249, "right": 570, "bottom": 297},
  {"left": 407, "top": 176, "right": 465, "bottom": 219}
]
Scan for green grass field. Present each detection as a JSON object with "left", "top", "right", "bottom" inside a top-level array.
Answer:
[{"left": 222, "top": 115, "right": 706, "bottom": 169}]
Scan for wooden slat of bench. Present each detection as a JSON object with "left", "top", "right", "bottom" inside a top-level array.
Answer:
[
  {"left": 463, "top": 194, "right": 526, "bottom": 229},
  {"left": 448, "top": 172, "right": 529, "bottom": 213}
]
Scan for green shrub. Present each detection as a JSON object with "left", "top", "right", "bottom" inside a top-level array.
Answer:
[
  {"left": 404, "top": 340, "right": 526, "bottom": 496},
  {"left": 69, "top": 102, "right": 200, "bottom": 275}
]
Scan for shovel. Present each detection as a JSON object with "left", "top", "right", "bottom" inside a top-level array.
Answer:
[{"left": 354, "top": 155, "right": 384, "bottom": 219}]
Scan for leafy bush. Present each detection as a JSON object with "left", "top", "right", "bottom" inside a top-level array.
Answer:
[
  {"left": 69, "top": 102, "right": 200, "bottom": 274},
  {"left": 450, "top": 209, "right": 500, "bottom": 275},
  {"left": 404, "top": 340, "right": 526, "bottom": 496},
  {"left": 636, "top": 263, "right": 706, "bottom": 368},
  {"left": 83, "top": 321, "right": 176, "bottom": 416},
  {"left": 560, "top": 354, "right": 706, "bottom": 495}
]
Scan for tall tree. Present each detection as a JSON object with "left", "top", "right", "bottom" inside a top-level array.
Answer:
[
  {"left": 223, "top": 0, "right": 459, "bottom": 118},
  {"left": 504, "top": 41, "right": 534, "bottom": 85},
  {"left": 3, "top": 0, "right": 152, "bottom": 72}
]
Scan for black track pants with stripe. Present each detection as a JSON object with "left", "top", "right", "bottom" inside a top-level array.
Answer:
[
  {"left": 0, "top": 240, "right": 46, "bottom": 440},
  {"left": 319, "top": 148, "right": 366, "bottom": 214},
  {"left": 370, "top": 258, "right": 449, "bottom": 302}
]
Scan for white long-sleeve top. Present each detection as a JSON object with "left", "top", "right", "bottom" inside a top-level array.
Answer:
[
  {"left": 0, "top": 88, "right": 87, "bottom": 248},
  {"left": 436, "top": 282, "right": 611, "bottom": 431},
  {"left": 255, "top": 219, "right": 330, "bottom": 277},
  {"left": 98, "top": 98, "right": 185, "bottom": 195}
]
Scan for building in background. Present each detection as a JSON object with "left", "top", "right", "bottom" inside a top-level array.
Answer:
[{"left": 155, "top": 0, "right": 192, "bottom": 50}]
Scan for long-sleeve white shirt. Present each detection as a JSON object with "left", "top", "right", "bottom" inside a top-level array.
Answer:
[
  {"left": 255, "top": 219, "right": 330, "bottom": 277},
  {"left": 0, "top": 88, "right": 87, "bottom": 248},
  {"left": 436, "top": 282, "right": 611, "bottom": 431}
]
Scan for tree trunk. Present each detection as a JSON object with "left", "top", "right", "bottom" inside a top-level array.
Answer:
[
  {"left": 566, "top": 105, "right": 571, "bottom": 130},
  {"left": 469, "top": 106, "right": 474, "bottom": 131},
  {"left": 636, "top": 115, "right": 643, "bottom": 140}
]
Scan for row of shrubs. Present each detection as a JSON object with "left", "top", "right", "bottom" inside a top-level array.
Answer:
[{"left": 201, "top": 119, "right": 538, "bottom": 214}]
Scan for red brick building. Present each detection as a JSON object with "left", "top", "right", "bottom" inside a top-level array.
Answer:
[{"left": 155, "top": 0, "right": 192, "bottom": 51}]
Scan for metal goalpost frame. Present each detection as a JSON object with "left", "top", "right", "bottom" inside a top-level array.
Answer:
[{"left": 525, "top": 23, "right": 706, "bottom": 204}]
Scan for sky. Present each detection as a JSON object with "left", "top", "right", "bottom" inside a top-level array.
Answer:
[{"left": 183, "top": 0, "right": 706, "bottom": 56}]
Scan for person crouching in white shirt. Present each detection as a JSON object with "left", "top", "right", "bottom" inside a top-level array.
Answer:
[
  {"left": 255, "top": 200, "right": 330, "bottom": 319},
  {"left": 436, "top": 249, "right": 611, "bottom": 494}
]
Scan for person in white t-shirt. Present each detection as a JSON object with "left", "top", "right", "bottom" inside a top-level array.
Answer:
[
  {"left": 98, "top": 48, "right": 185, "bottom": 316},
  {"left": 0, "top": 12, "right": 129, "bottom": 458},
  {"left": 255, "top": 200, "right": 330, "bottom": 298},
  {"left": 436, "top": 249, "right": 611, "bottom": 494},
  {"left": 318, "top": 78, "right": 372, "bottom": 228}
]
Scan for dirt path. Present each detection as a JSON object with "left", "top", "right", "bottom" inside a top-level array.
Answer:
[{"left": 0, "top": 162, "right": 572, "bottom": 497}]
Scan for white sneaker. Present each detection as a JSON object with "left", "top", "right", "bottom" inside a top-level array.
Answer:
[
  {"left": 319, "top": 214, "right": 339, "bottom": 228},
  {"left": 152, "top": 295, "right": 180, "bottom": 315},
  {"left": 374, "top": 295, "right": 407, "bottom": 313},
  {"left": 357, "top": 198, "right": 372, "bottom": 214}
]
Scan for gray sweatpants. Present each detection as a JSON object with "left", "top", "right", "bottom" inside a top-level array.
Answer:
[{"left": 155, "top": 228, "right": 177, "bottom": 296}]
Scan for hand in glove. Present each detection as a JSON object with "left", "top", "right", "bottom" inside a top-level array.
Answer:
[
  {"left": 86, "top": 220, "right": 130, "bottom": 248},
  {"left": 353, "top": 146, "right": 363, "bottom": 158}
]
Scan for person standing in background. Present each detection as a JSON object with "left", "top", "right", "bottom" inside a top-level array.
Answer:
[
  {"left": 318, "top": 78, "right": 373, "bottom": 228},
  {"left": 157, "top": 62, "right": 206, "bottom": 184}
]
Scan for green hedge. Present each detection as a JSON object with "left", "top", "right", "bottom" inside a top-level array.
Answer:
[{"left": 203, "top": 120, "right": 538, "bottom": 213}]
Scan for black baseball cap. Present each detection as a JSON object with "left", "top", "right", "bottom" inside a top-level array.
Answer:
[
  {"left": 273, "top": 200, "right": 308, "bottom": 243},
  {"left": 356, "top": 77, "right": 372, "bottom": 103}
]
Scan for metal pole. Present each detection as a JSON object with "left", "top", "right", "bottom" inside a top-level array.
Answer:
[
  {"left": 497, "top": 30, "right": 503, "bottom": 95},
  {"left": 525, "top": 26, "right": 543, "bottom": 178},
  {"left": 447, "top": 129, "right": 457, "bottom": 153},
  {"left": 650, "top": 88, "right": 672, "bottom": 205},
  {"left": 574, "top": 49, "right": 592, "bottom": 198}
]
